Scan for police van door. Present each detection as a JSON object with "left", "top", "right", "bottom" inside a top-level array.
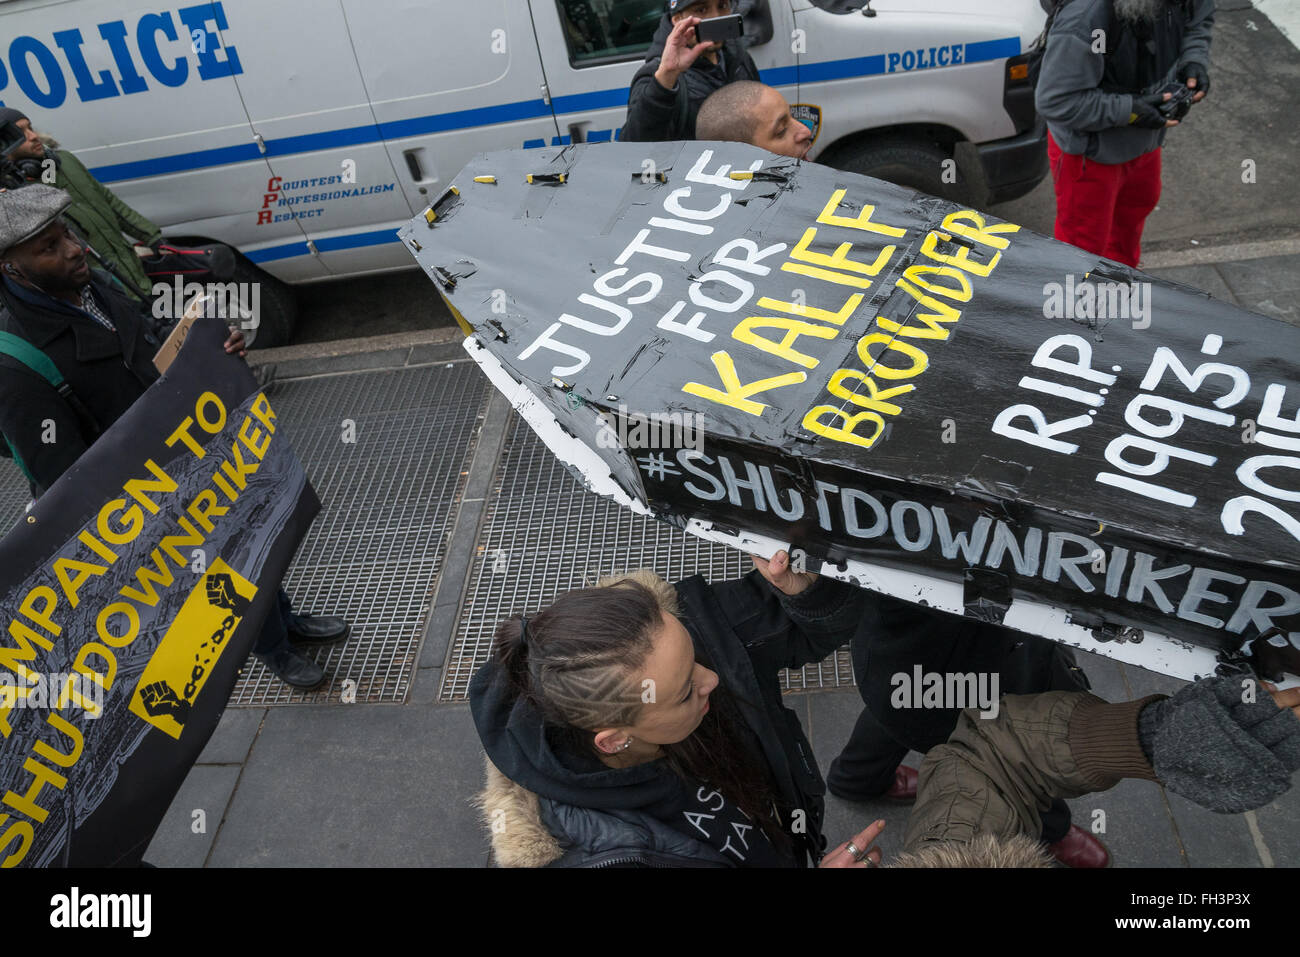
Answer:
[
  {"left": 788, "top": 1, "right": 1022, "bottom": 165},
  {"left": 343, "top": 0, "right": 560, "bottom": 242},
  {"left": 210, "top": 0, "right": 413, "bottom": 279},
  {"left": 0, "top": 1, "right": 322, "bottom": 283},
  {"left": 527, "top": 0, "right": 787, "bottom": 148}
]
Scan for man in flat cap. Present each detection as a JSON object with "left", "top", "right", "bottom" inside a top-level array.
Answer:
[{"left": 0, "top": 186, "right": 347, "bottom": 689}]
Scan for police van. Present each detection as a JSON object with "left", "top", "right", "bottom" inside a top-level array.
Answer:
[{"left": 0, "top": 0, "right": 1049, "bottom": 345}]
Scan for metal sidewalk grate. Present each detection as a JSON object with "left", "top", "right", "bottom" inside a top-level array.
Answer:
[
  {"left": 228, "top": 361, "right": 490, "bottom": 705},
  {"left": 0, "top": 361, "right": 487, "bottom": 707},
  {"left": 440, "top": 414, "right": 853, "bottom": 702},
  {"left": 0, "top": 461, "right": 30, "bottom": 538}
]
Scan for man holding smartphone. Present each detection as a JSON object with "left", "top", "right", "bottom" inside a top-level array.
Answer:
[{"left": 621, "top": 0, "right": 760, "bottom": 143}]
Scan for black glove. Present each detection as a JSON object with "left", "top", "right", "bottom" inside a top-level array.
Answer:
[
  {"left": 1137, "top": 671, "right": 1300, "bottom": 813},
  {"left": 1128, "top": 93, "right": 1170, "bottom": 129},
  {"left": 1177, "top": 61, "right": 1210, "bottom": 98}
]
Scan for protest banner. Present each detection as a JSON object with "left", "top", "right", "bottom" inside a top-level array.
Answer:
[
  {"left": 403, "top": 141, "right": 1300, "bottom": 682},
  {"left": 0, "top": 315, "right": 318, "bottom": 867}
]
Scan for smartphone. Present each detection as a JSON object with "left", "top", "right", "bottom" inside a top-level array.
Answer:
[{"left": 696, "top": 14, "right": 744, "bottom": 45}]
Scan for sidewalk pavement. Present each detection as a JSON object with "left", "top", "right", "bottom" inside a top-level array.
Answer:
[{"left": 117, "top": 246, "right": 1300, "bottom": 867}]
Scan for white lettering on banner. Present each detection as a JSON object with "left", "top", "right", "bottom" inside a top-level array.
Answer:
[
  {"left": 517, "top": 149, "right": 772, "bottom": 377},
  {"left": 648, "top": 449, "right": 1300, "bottom": 641}
]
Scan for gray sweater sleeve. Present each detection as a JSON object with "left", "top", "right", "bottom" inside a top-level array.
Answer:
[
  {"left": 1138, "top": 673, "right": 1300, "bottom": 813},
  {"left": 1033, "top": 13, "right": 1133, "bottom": 133},
  {"left": 1178, "top": 0, "right": 1215, "bottom": 70}
]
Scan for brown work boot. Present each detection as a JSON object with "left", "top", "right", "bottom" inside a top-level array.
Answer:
[{"left": 883, "top": 765, "right": 918, "bottom": 803}]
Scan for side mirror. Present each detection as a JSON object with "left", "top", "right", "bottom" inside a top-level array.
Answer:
[{"left": 738, "top": 0, "right": 775, "bottom": 47}]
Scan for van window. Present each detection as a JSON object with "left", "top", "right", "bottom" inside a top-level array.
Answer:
[{"left": 555, "top": 0, "right": 664, "bottom": 66}]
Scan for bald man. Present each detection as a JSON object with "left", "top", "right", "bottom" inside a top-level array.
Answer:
[{"left": 695, "top": 81, "right": 812, "bottom": 159}]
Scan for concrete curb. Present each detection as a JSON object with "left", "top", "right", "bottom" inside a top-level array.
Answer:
[
  {"left": 249, "top": 325, "right": 463, "bottom": 367},
  {"left": 1141, "top": 236, "right": 1300, "bottom": 270}
]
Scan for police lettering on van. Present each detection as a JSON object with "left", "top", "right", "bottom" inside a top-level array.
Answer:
[
  {"left": 886, "top": 45, "right": 965, "bottom": 73},
  {"left": 0, "top": 3, "right": 241, "bottom": 109}
]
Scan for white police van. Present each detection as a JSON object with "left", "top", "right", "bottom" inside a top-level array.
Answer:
[{"left": 0, "top": 0, "right": 1049, "bottom": 344}]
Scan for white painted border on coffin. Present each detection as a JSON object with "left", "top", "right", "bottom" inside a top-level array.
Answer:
[
  {"left": 465, "top": 334, "right": 1292, "bottom": 687},
  {"left": 465, "top": 335, "right": 649, "bottom": 516},
  {"left": 676, "top": 518, "right": 1221, "bottom": 682}
]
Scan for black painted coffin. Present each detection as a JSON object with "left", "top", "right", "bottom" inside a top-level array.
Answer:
[{"left": 401, "top": 141, "right": 1300, "bottom": 680}]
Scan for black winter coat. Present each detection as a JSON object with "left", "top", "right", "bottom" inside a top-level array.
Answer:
[
  {"left": 0, "top": 270, "right": 162, "bottom": 496},
  {"left": 852, "top": 595, "right": 1091, "bottom": 753},
  {"left": 620, "top": 14, "right": 761, "bottom": 143},
  {"left": 470, "top": 570, "right": 866, "bottom": 867}
]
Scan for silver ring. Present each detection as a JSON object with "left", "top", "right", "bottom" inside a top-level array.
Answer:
[{"left": 845, "top": 841, "right": 865, "bottom": 862}]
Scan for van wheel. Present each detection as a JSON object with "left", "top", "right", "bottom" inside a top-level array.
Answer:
[
  {"left": 824, "top": 138, "right": 971, "bottom": 205},
  {"left": 230, "top": 257, "right": 297, "bottom": 349}
]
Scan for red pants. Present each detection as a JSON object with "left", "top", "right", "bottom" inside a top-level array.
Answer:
[{"left": 1047, "top": 131, "right": 1161, "bottom": 267}]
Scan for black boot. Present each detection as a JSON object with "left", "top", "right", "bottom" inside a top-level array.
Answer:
[
  {"left": 259, "top": 647, "right": 327, "bottom": 689},
  {"left": 287, "top": 615, "right": 350, "bottom": 646}
]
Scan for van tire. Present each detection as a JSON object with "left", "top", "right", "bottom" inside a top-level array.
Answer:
[
  {"left": 230, "top": 257, "right": 297, "bottom": 349},
  {"left": 822, "top": 137, "right": 971, "bottom": 205}
]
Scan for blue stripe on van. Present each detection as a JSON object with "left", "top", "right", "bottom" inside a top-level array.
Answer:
[
  {"left": 758, "top": 64, "right": 799, "bottom": 86},
  {"left": 88, "top": 38, "right": 1020, "bottom": 185},
  {"left": 779, "top": 55, "right": 885, "bottom": 84},
  {"left": 379, "top": 98, "right": 553, "bottom": 139},
  {"left": 245, "top": 226, "right": 400, "bottom": 263},
  {"left": 964, "top": 36, "right": 1021, "bottom": 64},
  {"left": 244, "top": 240, "right": 310, "bottom": 264},
  {"left": 94, "top": 141, "right": 264, "bottom": 181},
  {"left": 550, "top": 86, "right": 633, "bottom": 114},
  {"left": 313, "top": 227, "right": 401, "bottom": 253}
]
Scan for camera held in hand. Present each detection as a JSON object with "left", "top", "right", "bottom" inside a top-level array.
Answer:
[{"left": 1156, "top": 82, "right": 1196, "bottom": 121}]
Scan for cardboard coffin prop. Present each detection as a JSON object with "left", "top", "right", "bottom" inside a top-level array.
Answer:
[{"left": 402, "top": 141, "right": 1300, "bottom": 683}]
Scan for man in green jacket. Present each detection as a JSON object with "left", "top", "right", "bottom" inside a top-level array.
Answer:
[{"left": 0, "top": 107, "right": 161, "bottom": 299}]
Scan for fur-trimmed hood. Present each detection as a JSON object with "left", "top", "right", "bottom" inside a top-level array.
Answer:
[
  {"left": 891, "top": 833, "right": 1054, "bottom": 868},
  {"left": 475, "top": 752, "right": 1053, "bottom": 868},
  {"left": 474, "top": 756, "right": 565, "bottom": 868}
]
